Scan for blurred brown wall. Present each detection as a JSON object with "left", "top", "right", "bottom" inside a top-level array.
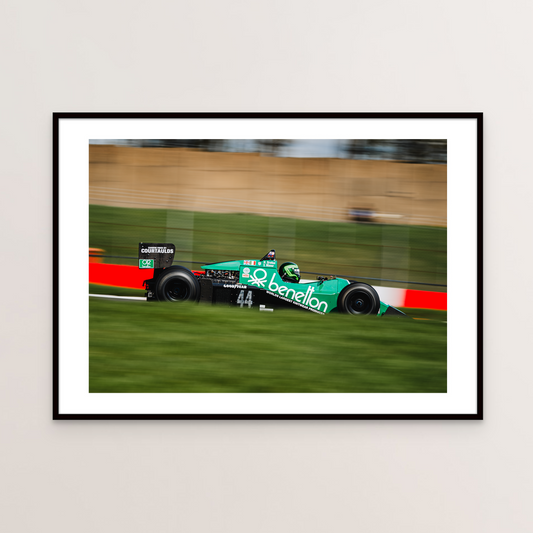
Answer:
[{"left": 89, "top": 145, "right": 447, "bottom": 226}]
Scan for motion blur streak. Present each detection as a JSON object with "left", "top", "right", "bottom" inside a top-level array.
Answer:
[{"left": 89, "top": 142, "right": 447, "bottom": 226}]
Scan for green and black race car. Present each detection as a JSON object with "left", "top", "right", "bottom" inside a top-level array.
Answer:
[{"left": 138, "top": 243, "right": 408, "bottom": 317}]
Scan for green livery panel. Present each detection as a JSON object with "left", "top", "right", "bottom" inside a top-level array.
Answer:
[
  {"left": 202, "top": 257, "right": 409, "bottom": 317},
  {"left": 240, "top": 263, "right": 348, "bottom": 314},
  {"left": 203, "top": 258, "right": 350, "bottom": 314}
]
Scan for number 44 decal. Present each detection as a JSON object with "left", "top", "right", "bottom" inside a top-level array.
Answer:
[{"left": 237, "top": 290, "right": 253, "bottom": 308}]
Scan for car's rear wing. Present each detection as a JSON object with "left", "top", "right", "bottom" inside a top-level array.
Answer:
[{"left": 138, "top": 242, "right": 175, "bottom": 269}]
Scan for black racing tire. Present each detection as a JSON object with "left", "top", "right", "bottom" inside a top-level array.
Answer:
[
  {"left": 337, "top": 283, "right": 380, "bottom": 315},
  {"left": 155, "top": 267, "right": 200, "bottom": 303}
]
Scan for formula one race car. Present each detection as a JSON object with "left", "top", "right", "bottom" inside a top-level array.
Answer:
[{"left": 138, "top": 243, "right": 407, "bottom": 317}]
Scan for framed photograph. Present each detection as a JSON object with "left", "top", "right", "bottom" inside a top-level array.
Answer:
[{"left": 53, "top": 112, "right": 482, "bottom": 420}]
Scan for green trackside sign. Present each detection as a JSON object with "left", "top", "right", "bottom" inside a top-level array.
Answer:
[{"left": 139, "top": 259, "right": 154, "bottom": 269}]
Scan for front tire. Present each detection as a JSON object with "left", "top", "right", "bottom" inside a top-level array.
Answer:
[
  {"left": 155, "top": 267, "right": 200, "bottom": 303},
  {"left": 337, "top": 283, "right": 380, "bottom": 315}
]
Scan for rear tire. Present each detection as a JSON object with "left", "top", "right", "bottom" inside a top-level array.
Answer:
[
  {"left": 155, "top": 267, "right": 200, "bottom": 303},
  {"left": 337, "top": 283, "right": 380, "bottom": 315}
]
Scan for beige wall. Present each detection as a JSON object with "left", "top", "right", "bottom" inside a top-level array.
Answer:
[{"left": 90, "top": 145, "right": 447, "bottom": 226}]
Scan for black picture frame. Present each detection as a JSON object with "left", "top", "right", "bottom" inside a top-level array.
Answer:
[{"left": 53, "top": 112, "right": 482, "bottom": 420}]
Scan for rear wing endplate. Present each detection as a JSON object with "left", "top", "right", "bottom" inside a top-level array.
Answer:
[{"left": 138, "top": 243, "right": 175, "bottom": 269}]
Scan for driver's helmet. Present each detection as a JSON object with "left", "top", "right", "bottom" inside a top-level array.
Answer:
[{"left": 279, "top": 262, "right": 301, "bottom": 283}]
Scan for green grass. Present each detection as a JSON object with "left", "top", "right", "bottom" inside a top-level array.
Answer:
[
  {"left": 89, "top": 298, "right": 447, "bottom": 393},
  {"left": 89, "top": 205, "right": 447, "bottom": 291}
]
